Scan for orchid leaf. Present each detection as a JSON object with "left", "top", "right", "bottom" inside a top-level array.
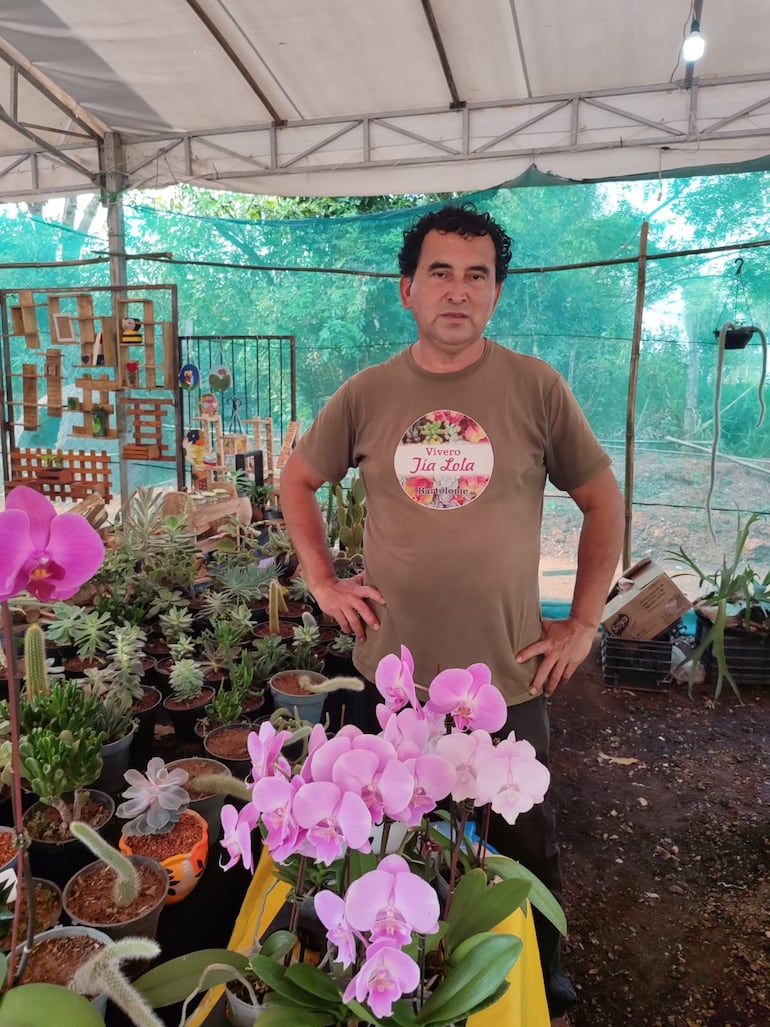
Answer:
[
  {"left": 485, "top": 854, "right": 568, "bottom": 935},
  {"left": 254, "top": 1005, "right": 337, "bottom": 1026},
  {"left": 260, "top": 929, "right": 297, "bottom": 961},
  {"left": 416, "top": 933, "right": 521, "bottom": 1024},
  {"left": 249, "top": 954, "right": 333, "bottom": 1008},
  {"left": 133, "top": 949, "right": 247, "bottom": 1007},
  {"left": 443, "top": 870, "right": 529, "bottom": 954},
  {"left": 285, "top": 961, "right": 343, "bottom": 1003}
]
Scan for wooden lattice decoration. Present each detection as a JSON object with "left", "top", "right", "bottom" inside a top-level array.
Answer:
[
  {"left": 121, "top": 397, "right": 175, "bottom": 462},
  {"left": 275, "top": 420, "right": 301, "bottom": 473},
  {"left": 7, "top": 447, "right": 112, "bottom": 502},
  {"left": 243, "top": 416, "right": 275, "bottom": 478}
]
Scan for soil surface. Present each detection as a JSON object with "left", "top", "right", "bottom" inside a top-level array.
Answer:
[{"left": 550, "top": 636, "right": 770, "bottom": 1027}]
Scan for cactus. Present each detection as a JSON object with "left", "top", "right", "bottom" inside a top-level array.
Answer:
[
  {"left": 72, "top": 936, "right": 164, "bottom": 1027},
  {"left": 23, "top": 623, "right": 50, "bottom": 700},
  {"left": 267, "top": 578, "right": 288, "bottom": 636},
  {"left": 69, "top": 820, "right": 140, "bottom": 906},
  {"left": 334, "top": 475, "right": 366, "bottom": 557}
]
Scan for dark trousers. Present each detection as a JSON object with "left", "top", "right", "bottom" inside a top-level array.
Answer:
[
  {"left": 481, "top": 695, "right": 569, "bottom": 1018},
  {"left": 353, "top": 683, "right": 570, "bottom": 1017}
]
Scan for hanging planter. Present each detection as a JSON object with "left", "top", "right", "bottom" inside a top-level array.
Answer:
[{"left": 712, "top": 324, "right": 756, "bottom": 350}]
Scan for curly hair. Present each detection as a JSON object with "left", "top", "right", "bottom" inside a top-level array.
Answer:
[{"left": 398, "top": 202, "right": 513, "bottom": 284}]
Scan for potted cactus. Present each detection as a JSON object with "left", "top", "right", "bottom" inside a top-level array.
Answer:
[{"left": 62, "top": 821, "right": 168, "bottom": 941}]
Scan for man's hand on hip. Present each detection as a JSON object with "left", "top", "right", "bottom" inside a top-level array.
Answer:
[
  {"left": 311, "top": 573, "right": 385, "bottom": 640},
  {"left": 516, "top": 617, "right": 597, "bottom": 697}
]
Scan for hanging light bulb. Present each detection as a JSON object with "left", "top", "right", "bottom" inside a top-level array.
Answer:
[{"left": 682, "top": 20, "right": 706, "bottom": 62}]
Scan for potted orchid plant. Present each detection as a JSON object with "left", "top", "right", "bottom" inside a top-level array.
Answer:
[{"left": 134, "top": 645, "right": 565, "bottom": 1026}]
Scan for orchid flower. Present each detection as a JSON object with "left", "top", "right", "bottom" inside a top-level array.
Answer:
[
  {"left": 475, "top": 736, "right": 551, "bottom": 823},
  {"left": 0, "top": 485, "right": 104, "bottom": 602},
  {"left": 345, "top": 854, "right": 439, "bottom": 943},
  {"left": 389, "top": 754, "right": 455, "bottom": 827},
  {"left": 434, "top": 728, "right": 497, "bottom": 803},
  {"left": 426, "top": 662, "right": 508, "bottom": 732},
  {"left": 247, "top": 719, "right": 292, "bottom": 781},
  {"left": 314, "top": 889, "right": 358, "bottom": 968},
  {"left": 374, "top": 645, "right": 420, "bottom": 713},
  {"left": 332, "top": 747, "right": 415, "bottom": 823},
  {"left": 250, "top": 773, "right": 303, "bottom": 863},
  {"left": 219, "top": 802, "right": 259, "bottom": 872},
  {"left": 292, "top": 781, "right": 372, "bottom": 864},
  {"left": 343, "top": 941, "right": 420, "bottom": 1019}
]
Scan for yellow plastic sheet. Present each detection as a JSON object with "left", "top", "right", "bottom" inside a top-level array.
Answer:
[{"left": 187, "top": 849, "right": 549, "bottom": 1026}]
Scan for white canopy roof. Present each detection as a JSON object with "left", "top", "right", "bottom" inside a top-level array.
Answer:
[{"left": 1, "top": 0, "right": 769, "bottom": 200}]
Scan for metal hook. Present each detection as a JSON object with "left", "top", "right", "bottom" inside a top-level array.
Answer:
[{"left": 734, "top": 257, "right": 744, "bottom": 277}]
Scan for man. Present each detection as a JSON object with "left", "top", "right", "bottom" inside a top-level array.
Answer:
[{"left": 280, "top": 202, "right": 625, "bottom": 1024}]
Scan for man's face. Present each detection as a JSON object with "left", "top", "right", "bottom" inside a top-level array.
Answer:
[{"left": 399, "top": 229, "right": 502, "bottom": 359}]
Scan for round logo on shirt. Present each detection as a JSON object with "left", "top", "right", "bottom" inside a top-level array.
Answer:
[{"left": 394, "top": 409, "right": 494, "bottom": 509}]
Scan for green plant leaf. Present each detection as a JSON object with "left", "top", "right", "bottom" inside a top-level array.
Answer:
[
  {"left": 285, "top": 961, "right": 343, "bottom": 1003},
  {"left": 443, "top": 869, "right": 529, "bottom": 954},
  {"left": 260, "top": 929, "right": 297, "bottom": 961},
  {"left": 416, "top": 933, "right": 521, "bottom": 1025},
  {"left": 252, "top": 1007, "right": 337, "bottom": 1027},
  {"left": 249, "top": 954, "right": 333, "bottom": 1009},
  {"left": 484, "top": 854, "right": 568, "bottom": 936},
  {"left": 133, "top": 949, "right": 247, "bottom": 1006},
  {"left": 0, "top": 983, "right": 106, "bottom": 1026}
]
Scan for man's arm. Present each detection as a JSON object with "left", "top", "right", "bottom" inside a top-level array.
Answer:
[
  {"left": 279, "top": 450, "right": 385, "bottom": 639},
  {"left": 517, "top": 465, "right": 624, "bottom": 696}
]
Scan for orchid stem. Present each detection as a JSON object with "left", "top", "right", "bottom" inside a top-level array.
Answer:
[{"left": 1, "top": 600, "right": 34, "bottom": 984}]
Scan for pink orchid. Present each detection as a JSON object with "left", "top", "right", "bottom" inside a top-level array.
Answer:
[
  {"left": 0, "top": 485, "right": 104, "bottom": 602},
  {"left": 475, "top": 736, "right": 551, "bottom": 823},
  {"left": 219, "top": 803, "right": 259, "bottom": 872},
  {"left": 300, "top": 732, "right": 359, "bottom": 783},
  {"left": 379, "top": 705, "right": 434, "bottom": 760},
  {"left": 374, "top": 645, "right": 420, "bottom": 713},
  {"left": 250, "top": 774, "right": 303, "bottom": 862},
  {"left": 292, "top": 781, "right": 372, "bottom": 864},
  {"left": 390, "top": 754, "right": 455, "bottom": 827},
  {"left": 343, "top": 941, "right": 420, "bottom": 1018},
  {"left": 426, "top": 663, "right": 507, "bottom": 732},
  {"left": 434, "top": 729, "right": 497, "bottom": 803},
  {"left": 247, "top": 721, "right": 292, "bottom": 781},
  {"left": 332, "top": 747, "right": 415, "bottom": 823},
  {"left": 315, "top": 890, "right": 358, "bottom": 968},
  {"left": 345, "top": 854, "right": 439, "bottom": 944}
]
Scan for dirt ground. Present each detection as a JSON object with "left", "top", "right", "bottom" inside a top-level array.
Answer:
[{"left": 549, "top": 637, "right": 770, "bottom": 1027}]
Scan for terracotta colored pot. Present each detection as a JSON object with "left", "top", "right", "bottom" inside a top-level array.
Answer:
[{"left": 118, "top": 808, "right": 209, "bottom": 904}]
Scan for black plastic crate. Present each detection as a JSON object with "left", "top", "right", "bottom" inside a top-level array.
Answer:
[
  {"left": 695, "top": 613, "right": 770, "bottom": 688},
  {"left": 600, "top": 627, "right": 675, "bottom": 690}
]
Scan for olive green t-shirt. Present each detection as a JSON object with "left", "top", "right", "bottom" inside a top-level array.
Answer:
[{"left": 296, "top": 341, "right": 611, "bottom": 704}]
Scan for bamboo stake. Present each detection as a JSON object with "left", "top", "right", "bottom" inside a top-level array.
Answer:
[
  {"left": 664, "top": 436, "right": 770, "bottom": 475},
  {"left": 623, "top": 221, "right": 648, "bottom": 569}
]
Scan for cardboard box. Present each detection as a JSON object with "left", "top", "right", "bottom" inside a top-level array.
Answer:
[{"left": 601, "top": 558, "right": 691, "bottom": 641}]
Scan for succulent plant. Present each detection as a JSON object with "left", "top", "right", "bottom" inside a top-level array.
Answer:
[
  {"left": 117, "top": 756, "right": 190, "bottom": 836},
  {"left": 159, "top": 606, "right": 194, "bottom": 642},
  {"left": 168, "top": 658, "right": 205, "bottom": 702},
  {"left": 291, "top": 612, "right": 320, "bottom": 648},
  {"left": 252, "top": 634, "right": 290, "bottom": 682}
]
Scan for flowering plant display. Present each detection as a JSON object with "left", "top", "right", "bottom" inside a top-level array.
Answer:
[{"left": 215, "top": 645, "right": 564, "bottom": 1027}]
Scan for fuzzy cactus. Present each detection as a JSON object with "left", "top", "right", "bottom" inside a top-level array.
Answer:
[
  {"left": 72, "top": 937, "right": 164, "bottom": 1027},
  {"left": 69, "top": 820, "right": 140, "bottom": 906}
]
